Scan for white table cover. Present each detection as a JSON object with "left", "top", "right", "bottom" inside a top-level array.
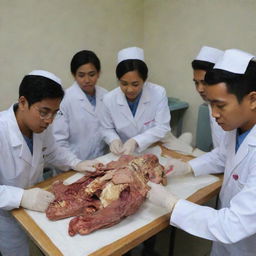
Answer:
[{"left": 26, "top": 147, "right": 219, "bottom": 256}]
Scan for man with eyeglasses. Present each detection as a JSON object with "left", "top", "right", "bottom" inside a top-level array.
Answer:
[{"left": 0, "top": 70, "right": 98, "bottom": 256}]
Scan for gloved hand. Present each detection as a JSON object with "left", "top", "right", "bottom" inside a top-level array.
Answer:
[
  {"left": 110, "top": 139, "right": 123, "bottom": 155},
  {"left": 21, "top": 188, "right": 55, "bottom": 212},
  {"left": 74, "top": 159, "right": 99, "bottom": 172},
  {"left": 165, "top": 158, "right": 193, "bottom": 177},
  {"left": 122, "top": 138, "right": 137, "bottom": 155},
  {"left": 147, "top": 181, "right": 179, "bottom": 212}
]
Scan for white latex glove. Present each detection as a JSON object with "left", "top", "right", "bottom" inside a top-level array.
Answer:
[
  {"left": 165, "top": 158, "right": 193, "bottom": 177},
  {"left": 122, "top": 138, "right": 137, "bottom": 155},
  {"left": 110, "top": 139, "right": 123, "bottom": 155},
  {"left": 147, "top": 181, "right": 179, "bottom": 212},
  {"left": 74, "top": 159, "right": 99, "bottom": 172},
  {"left": 20, "top": 188, "right": 55, "bottom": 212}
]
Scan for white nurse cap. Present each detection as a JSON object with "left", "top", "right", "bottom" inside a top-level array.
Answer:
[
  {"left": 195, "top": 46, "right": 224, "bottom": 64},
  {"left": 28, "top": 70, "right": 62, "bottom": 85},
  {"left": 214, "top": 49, "right": 255, "bottom": 74},
  {"left": 117, "top": 47, "right": 144, "bottom": 64}
]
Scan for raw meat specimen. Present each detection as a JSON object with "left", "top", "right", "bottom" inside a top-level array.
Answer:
[{"left": 46, "top": 154, "right": 166, "bottom": 236}]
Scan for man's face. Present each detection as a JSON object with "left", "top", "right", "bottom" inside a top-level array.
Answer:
[
  {"left": 193, "top": 69, "right": 207, "bottom": 101},
  {"left": 205, "top": 83, "right": 256, "bottom": 132},
  {"left": 74, "top": 63, "right": 100, "bottom": 95},
  {"left": 19, "top": 97, "right": 62, "bottom": 134}
]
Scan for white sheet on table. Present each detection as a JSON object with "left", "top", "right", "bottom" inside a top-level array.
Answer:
[{"left": 26, "top": 146, "right": 219, "bottom": 256}]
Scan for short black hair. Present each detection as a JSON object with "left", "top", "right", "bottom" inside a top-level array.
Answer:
[
  {"left": 191, "top": 60, "right": 214, "bottom": 72},
  {"left": 116, "top": 59, "right": 148, "bottom": 81},
  {"left": 205, "top": 60, "right": 256, "bottom": 102},
  {"left": 70, "top": 50, "right": 101, "bottom": 75},
  {"left": 19, "top": 75, "right": 64, "bottom": 107}
]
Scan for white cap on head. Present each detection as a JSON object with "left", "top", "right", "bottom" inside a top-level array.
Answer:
[
  {"left": 195, "top": 46, "right": 224, "bottom": 64},
  {"left": 28, "top": 70, "right": 62, "bottom": 85},
  {"left": 117, "top": 47, "right": 144, "bottom": 64},
  {"left": 214, "top": 49, "right": 255, "bottom": 74}
]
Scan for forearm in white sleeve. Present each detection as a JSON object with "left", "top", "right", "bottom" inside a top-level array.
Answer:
[
  {"left": 171, "top": 187, "right": 256, "bottom": 244},
  {"left": 189, "top": 147, "right": 226, "bottom": 176},
  {"left": 0, "top": 185, "right": 24, "bottom": 211}
]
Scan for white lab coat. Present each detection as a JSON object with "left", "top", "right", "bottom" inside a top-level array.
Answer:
[
  {"left": 100, "top": 82, "right": 171, "bottom": 152},
  {"left": 170, "top": 125, "right": 256, "bottom": 256},
  {"left": 0, "top": 105, "right": 81, "bottom": 256},
  {"left": 53, "top": 82, "right": 108, "bottom": 160},
  {"left": 208, "top": 104, "right": 227, "bottom": 148}
]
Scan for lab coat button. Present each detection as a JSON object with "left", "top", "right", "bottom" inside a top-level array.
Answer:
[{"left": 232, "top": 174, "right": 239, "bottom": 180}]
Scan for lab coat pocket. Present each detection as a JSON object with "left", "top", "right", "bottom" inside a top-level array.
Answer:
[
  {"left": 143, "top": 118, "right": 155, "bottom": 131},
  {"left": 232, "top": 173, "right": 246, "bottom": 191},
  {"left": 236, "top": 179, "right": 246, "bottom": 190}
]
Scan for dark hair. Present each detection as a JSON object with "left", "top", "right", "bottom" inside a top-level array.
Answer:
[
  {"left": 191, "top": 60, "right": 214, "bottom": 71},
  {"left": 19, "top": 75, "right": 64, "bottom": 107},
  {"left": 70, "top": 50, "right": 101, "bottom": 75},
  {"left": 116, "top": 59, "right": 148, "bottom": 81},
  {"left": 205, "top": 60, "right": 256, "bottom": 102}
]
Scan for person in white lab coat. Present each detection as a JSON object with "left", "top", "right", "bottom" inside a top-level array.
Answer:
[
  {"left": 147, "top": 49, "right": 256, "bottom": 256},
  {"left": 53, "top": 50, "right": 108, "bottom": 161},
  {"left": 0, "top": 70, "right": 99, "bottom": 256},
  {"left": 192, "top": 46, "right": 227, "bottom": 149},
  {"left": 100, "top": 47, "right": 171, "bottom": 155}
]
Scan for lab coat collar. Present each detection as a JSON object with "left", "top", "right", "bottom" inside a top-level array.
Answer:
[
  {"left": 116, "top": 82, "right": 150, "bottom": 105},
  {"left": 73, "top": 82, "right": 97, "bottom": 116},
  {"left": 244, "top": 124, "right": 256, "bottom": 147},
  {"left": 232, "top": 124, "right": 256, "bottom": 170},
  {"left": 6, "top": 105, "right": 33, "bottom": 165},
  {"left": 116, "top": 87, "right": 127, "bottom": 106},
  {"left": 31, "top": 132, "right": 43, "bottom": 167},
  {"left": 134, "top": 82, "right": 150, "bottom": 121},
  {"left": 116, "top": 88, "right": 135, "bottom": 124},
  {"left": 7, "top": 105, "right": 24, "bottom": 147},
  {"left": 116, "top": 82, "right": 151, "bottom": 124}
]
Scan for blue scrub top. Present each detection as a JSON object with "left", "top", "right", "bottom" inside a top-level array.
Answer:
[
  {"left": 84, "top": 91, "right": 96, "bottom": 106},
  {"left": 13, "top": 103, "right": 33, "bottom": 154},
  {"left": 236, "top": 128, "right": 251, "bottom": 152},
  {"left": 127, "top": 91, "right": 142, "bottom": 116},
  {"left": 23, "top": 135, "right": 33, "bottom": 154}
]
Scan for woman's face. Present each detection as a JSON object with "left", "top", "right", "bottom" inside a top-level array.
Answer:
[
  {"left": 119, "top": 70, "right": 144, "bottom": 101},
  {"left": 74, "top": 63, "right": 100, "bottom": 95}
]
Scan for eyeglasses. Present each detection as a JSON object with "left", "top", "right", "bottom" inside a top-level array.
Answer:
[{"left": 32, "top": 105, "right": 61, "bottom": 120}]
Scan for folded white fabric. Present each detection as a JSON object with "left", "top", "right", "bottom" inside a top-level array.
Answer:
[
  {"left": 192, "top": 148, "right": 206, "bottom": 157},
  {"left": 178, "top": 132, "right": 193, "bottom": 145},
  {"left": 161, "top": 132, "right": 193, "bottom": 155}
]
